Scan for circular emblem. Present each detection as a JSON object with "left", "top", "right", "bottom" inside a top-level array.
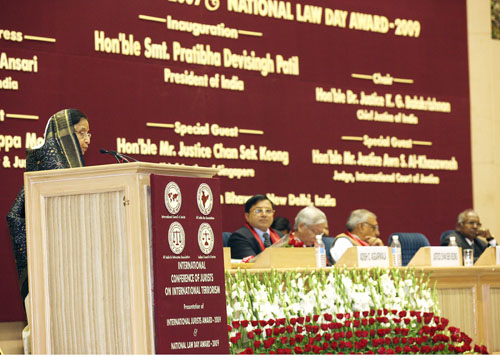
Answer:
[
  {"left": 197, "top": 183, "right": 213, "bottom": 216},
  {"left": 168, "top": 222, "right": 185, "bottom": 255},
  {"left": 164, "top": 181, "right": 182, "bottom": 215},
  {"left": 198, "top": 223, "right": 215, "bottom": 255}
]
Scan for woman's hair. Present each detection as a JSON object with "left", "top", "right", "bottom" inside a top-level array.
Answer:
[{"left": 66, "top": 109, "right": 88, "bottom": 125}]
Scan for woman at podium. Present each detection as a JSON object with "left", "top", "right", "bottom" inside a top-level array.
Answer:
[{"left": 6, "top": 109, "right": 91, "bottom": 301}]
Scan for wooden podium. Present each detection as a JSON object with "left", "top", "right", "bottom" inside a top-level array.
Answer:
[{"left": 24, "top": 163, "right": 218, "bottom": 354}]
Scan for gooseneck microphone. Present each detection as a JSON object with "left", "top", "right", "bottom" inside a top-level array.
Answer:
[{"left": 100, "top": 148, "right": 138, "bottom": 163}]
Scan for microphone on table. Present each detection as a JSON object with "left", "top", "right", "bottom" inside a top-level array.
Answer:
[{"left": 100, "top": 148, "right": 138, "bottom": 163}]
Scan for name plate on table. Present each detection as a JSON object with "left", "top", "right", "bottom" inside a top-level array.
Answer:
[
  {"left": 497, "top": 247, "right": 500, "bottom": 265},
  {"left": 408, "top": 247, "right": 462, "bottom": 267},
  {"left": 336, "top": 246, "right": 390, "bottom": 267},
  {"left": 430, "top": 247, "right": 461, "bottom": 267}
]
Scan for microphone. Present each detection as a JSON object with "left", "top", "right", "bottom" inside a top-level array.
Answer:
[{"left": 100, "top": 148, "right": 138, "bottom": 163}]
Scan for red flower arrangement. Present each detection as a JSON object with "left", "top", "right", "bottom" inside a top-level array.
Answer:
[{"left": 227, "top": 309, "right": 489, "bottom": 354}]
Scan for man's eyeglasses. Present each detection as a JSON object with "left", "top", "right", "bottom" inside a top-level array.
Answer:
[
  {"left": 363, "top": 222, "right": 379, "bottom": 231},
  {"left": 76, "top": 131, "right": 91, "bottom": 139},
  {"left": 463, "top": 221, "right": 481, "bottom": 227},
  {"left": 252, "top": 208, "right": 274, "bottom": 215}
]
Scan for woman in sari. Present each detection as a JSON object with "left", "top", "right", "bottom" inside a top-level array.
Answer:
[{"left": 6, "top": 108, "right": 91, "bottom": 301}]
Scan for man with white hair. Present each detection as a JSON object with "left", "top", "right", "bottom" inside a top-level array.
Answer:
[
  {"left": 330, "top": 209, "right": 384, "bottom": 264},
  {"left": 273, "top": 206, "right": 328, "bottom": 247}
]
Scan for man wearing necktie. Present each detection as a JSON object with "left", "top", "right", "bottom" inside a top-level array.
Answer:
[{"left": 228, "top": 194, "right": 282, "bottom": 259}]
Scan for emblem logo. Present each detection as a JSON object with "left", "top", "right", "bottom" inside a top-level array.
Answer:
[
  {"left": 168, "top": 222, "right": 185, "bottom": 255},
  {"left": 198, "top": 223, "right": 214, "bottom": 255},
  {"left": 164, "top": 181, "right": 181, "bottom": 214},
  {"left": 197, "top": 183, "right": 213, "bottom": 215}
]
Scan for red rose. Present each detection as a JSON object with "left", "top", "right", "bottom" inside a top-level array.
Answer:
[
  {"left": 324, "top": 313, "right": 333, "bottom": 321},
  {"left": 268, "top": 319, "right": 275, "bottom": 326},
  {"left": 265, "top": 328, "right": 272, "bottom": 337},
  {"left": 297, "top": 316, "right": 305, "bottom": 324},
  {"left": 313, "top": 314, "right": 320, "bottom": 322},
  {"left": 403, "top": 318, "right": 410, "bottom": 325},
  {"left": 353, "top": 320, "right": 360, "bottom": 328},
  {"left": 296, "top": 326, "right": 304, "bottom": 333},
  {"left": 289, "top": 337, "right": 296, "bottom": 346},
  {"left": 254, "top": 328, "right": 263, "bottom": 336},
  {"left": 344, "top": 320, "right": 352, "bottom": 327},
  {"left": 228, "top": 325, "right": 232, "bottom": 332},
  {"left": 304, "top": 344, "right": 312, "bottom": 353},
  {"left": 377, "top": 346, "right": 386, "bottom": 354},
  {"left": 305, "top": 325, "right": 312, "bottom": 333},
  {"left": 263, "top": 338, "right": 275, "bottom": 349},
  {"left": 290, "top": 318, "right": 297, "bottom": 325},
  {"left": 336, "top": 313, "right": 344, "bottom": 320},
  {"left": 230, "top": 336, "right": 239, "bottom": 344},
  {"left": 393, "top": 337, "right": 399, "bottom": 344},
  {"left": 306, "top": 316, "right": 311, "bottom": 323},
  {"left": 259, "top": 320, "right": 267, "bottom": 327},
  {"left": 362, "top": 311, "right": 369, "bottom": 317},
  {"left": 346, "top": 331, "right": 353, "bottom": 339},
  {"left": 295, "top": 334, "right": 305, "bottom": 343},
  {"left": 254, "top": 340, "right": 261, "bottom": 349},
  {"left": 395, "top": 346, "right": 402, "bottom": 354},
  {"left": 247, "top": 331, "right": 255, "bottom": 339},
  {"left": 331, "top": 341, "right": 338, "bottom": 349},
  {"left": 280, "top": 336, "right": 288, "bottom": 344},
  {"left": 293, "top": 346, "right": 303, "bottom": 354},
  {"left": 321, "top": 323, "right": 329, "bottom": 331},
  {"left": 232, "top": 321, "right": 240, "bottom": 328},
  {"left": 403, "top": 345, "right": 411, "bottom": 353},
  {"left": 312, "top": 345, "right": 322, "bottom": 353},
  {"left": 273, "top": 327, "right": 280, "bottom": 336},
  {"left": 353, "top": 311, "right": 360, "bottom": 318},
  {"left": 241, "top": 320, "right": 249, "bottom": 327},
  {"left": 386, "top": 348, "right": 394, "bottom": 354},
  {"left": 241, "top": 347, "right": 254, "bottom": 354},
  {"left": 286, "top": 325, "right": 293, "bottom": 333},
  {"left": 362, "top": 318, "right": 368, "bottom": 326},
  {"left": 312, "top": 325, "right": 320, "bottom": 333},
  {"left": 251, "top": 320, "right": 258, "bottom": 327}
]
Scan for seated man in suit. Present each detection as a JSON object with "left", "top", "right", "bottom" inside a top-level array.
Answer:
[
  {"left": 330, "top": 209, "right": 384, "bottom": 264},
  {"left": 228, "top": 194, "right": 282, "bottom": 259},
  {"left": 441, "top": 209, "right": 496, "bottom": 263}
]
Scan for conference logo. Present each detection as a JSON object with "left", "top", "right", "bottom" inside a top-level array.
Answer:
[
  {"left": 164, "top": 181, "right": 181, "bottom": 215},
  {"left": 196, "top": 183, "right": 213, "bottom": 215},
  {"left": 198, "top": 223, "right": 214, "bottom": 255},
  {"left": 168, "top": 222, "right": 185, "bottom": 255}
]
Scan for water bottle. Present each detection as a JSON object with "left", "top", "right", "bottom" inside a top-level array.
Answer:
[
  {"left": 391, "top": 235, "right": 402, "bottom": 267},
  {"left": 448, "top": 236, "right": 458, "bottom": 247},
  {"left": 315, "top": 235, "right": 327, "bottom": 268}
]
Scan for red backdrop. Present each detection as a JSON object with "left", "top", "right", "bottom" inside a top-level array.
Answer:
[{"left": 0, "top": 0, "right": 471, "bottom": 321}]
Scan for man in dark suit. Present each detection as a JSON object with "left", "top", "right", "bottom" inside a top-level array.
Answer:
[
  {"left": 228, "top": 194, "right": 282, "bottom": 259},
  {"left": 441, "top": 209, "right": 497, "bottom": 263}
]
